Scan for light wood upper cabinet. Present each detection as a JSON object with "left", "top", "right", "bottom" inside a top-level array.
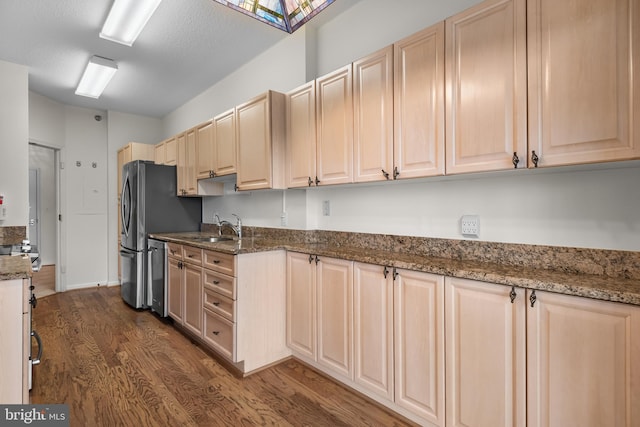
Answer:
[
  {"left": 394, "top": 22, "right": 445, "bottom": 179},
  {"left": 195, "top": 119, "right": 214, "bottom": 180},
  {"left": 236, "top": 91, "right": 286, "bottom": 191},
  {"left": 353, "top": 262, "right": 394, "bottom": 400},
  {"left": 286, "top": 81, "right": 317, "bottom": 188},
  {"left": 164, "top": 137, "right": 177, "bottom": 165},
  {"left": 154, "top": 142, "right": 165, "bottom": 165},
  {"left": 316, "top": 64, "right": 354, "bottom": 186},
  {"left": 213, "top": 108, "right": 237, "bottom": 176},
  {"left": 117, "top": 142, "right": 154, "bottom": 198},
  {"left": 353, "top": 46, "right": 394, "bottom": 183},
  {"left": 526, "top": 289, "right": 640, "bottom": 427},
  {"left": 176, "top": 129, "right": 197, "bottom": 196},
  {"left": 317, "top": 256, "right": 354, "bottom": 381},
  {"left": 445, "top": 277, "right": 526, "bottom": 427},
  {"left": 445, "top": 0, "right": 527, "bottom": 174},
  {"left": 395, "top": 269, "right": 445, "bottom": 426},
  {"left": 176, "top": 132, "right": 186, "bottom": 196},
  {"left": 527, "top": 0, "right": 640, "bottom": 167},
  {"left": 286, "top": 252, "right": 317, "bottom": 360}
]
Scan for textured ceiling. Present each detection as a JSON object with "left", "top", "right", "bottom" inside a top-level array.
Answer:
[{"left": 0, "top": 0, "right": 352, "bottom": 118}]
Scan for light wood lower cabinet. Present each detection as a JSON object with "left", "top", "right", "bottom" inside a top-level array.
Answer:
[
  {"left": 445, "top": 277, "right": 526, "bottom": 427},
  {"left": 0, "top": 278, "right": 29, "bottom": 404},
  {"left": 167, "top": 244, "right": 203, "bottom": 337},
  {"left": 169, "top": 244, "right": 288, "bottom": 374},
  {"left": 317, "top": 256, "right": 354, "bottom": 381},
  {"left": 446, "top": 277, "right": 640, "bottom": 427},
  {"left": 527, "top": 289, "right": 640, "bottom": 427},
  {"left": 394, "top": 269, "right": 445, "bottom": 426},
  {"left": 286, "top": 252, "right": 317, "bottom": 359}
]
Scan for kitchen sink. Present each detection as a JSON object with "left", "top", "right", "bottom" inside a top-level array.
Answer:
[{"left": 192, "top": 236, "right": 235, "bottom": 243}]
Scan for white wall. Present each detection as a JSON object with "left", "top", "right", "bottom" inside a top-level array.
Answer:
[
  {"left": 106, "top": 111, "right": 163, "bottom": 284},
  {"left": 29, "top": 93, "right": 162, "bottom": 288},
  {"left": 0, "top": 60, "right": 29, "bottom": 227},
  {"left": 192, "top": 0, "right": 640, "bottom": 252}
]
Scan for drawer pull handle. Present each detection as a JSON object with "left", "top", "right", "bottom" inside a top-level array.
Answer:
[
  {"left": 212, "top": 331, "right": 220, "bottom": 335},
  {"left": 213, "top": 302, "right": 220, "bottom": 306},
  {"left": 213, "top": 260, "right": 221, "bottom": 264},
  {"left": 187, "top": 254, "right": 193, "bottom": 258},
  {"left": 213, "top": 280, "right": 220, "bottom": 285}
]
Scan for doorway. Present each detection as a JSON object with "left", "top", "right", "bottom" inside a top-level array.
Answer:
[{"left": 29, "top": 143, "right": 59, "bottom": 297}]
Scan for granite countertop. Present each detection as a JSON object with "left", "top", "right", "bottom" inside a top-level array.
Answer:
[
  {"left": 150, "top": 232, "right": 640, "bottom": 306},
  {"left": 0, "top": 255, "right": 33, "bottom": 280}
]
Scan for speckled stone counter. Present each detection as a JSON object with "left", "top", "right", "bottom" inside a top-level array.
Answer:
[
  {"left": 151, "top": 227, "right": 640, "bottom": 306},
  {"left": 0, "top": 226, "right": 26, "bottom": 245},
  {"left": 0, "top": 255, "right": 33, "bottom": 280}
]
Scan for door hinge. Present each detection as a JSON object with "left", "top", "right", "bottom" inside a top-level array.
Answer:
[{"left": 58, "top": 214, "right": 62, "bottom": 221}]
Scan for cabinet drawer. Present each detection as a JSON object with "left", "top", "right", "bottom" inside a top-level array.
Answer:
[
  {"left": 203, "top": 250, "right": 235, "bottom": 276},
  {"left": 182, "top": 246, "right": 203, "bottom": 265},
  {"left": 203, "top": 288, "right": 235, "bottom": 321},
  {"left": 203, "top": 270, "right": 236, "bottom": 300},
  {"left": 167, "top": 243, "right": 182, "bottom": 259},
  {"left": 204, "top": 309, "right": 236, "bottom": 361}
]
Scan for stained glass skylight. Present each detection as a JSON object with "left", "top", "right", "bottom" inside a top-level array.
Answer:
[{"left": 213, "top": 0, "right": 336, "bottom": 33}]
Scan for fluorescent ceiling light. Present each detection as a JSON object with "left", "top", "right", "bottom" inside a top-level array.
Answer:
[
  {"left": 100, "top": 0, "right": 162, "bottom": 46},
  {"left": 75, "top": 56, "right": 118, "bottom": 99}
]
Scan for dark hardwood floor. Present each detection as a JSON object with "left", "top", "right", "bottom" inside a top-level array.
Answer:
[{"left": 31, "top": 286, "right": 417, "bottom": 426}]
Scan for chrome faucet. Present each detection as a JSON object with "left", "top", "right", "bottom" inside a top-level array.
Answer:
[{"left": 218, "top": 214, "right": 242, "bottom": 240}]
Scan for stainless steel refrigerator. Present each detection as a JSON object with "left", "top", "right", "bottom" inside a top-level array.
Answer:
[{"left": 120, "top": 160, "right": 201, "bottom": 309}]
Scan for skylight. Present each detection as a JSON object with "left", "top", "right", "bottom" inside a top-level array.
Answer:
[{"left": 213, "top": 0, "right": 335, "bottom": 33}]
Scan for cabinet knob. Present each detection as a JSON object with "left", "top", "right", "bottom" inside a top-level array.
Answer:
[
  {"left": 212, "top": 331, "right": 220, "bottom": 336},
  {"left": 213, "top": 301, "right": 220, "bottom": 306},
  {"left": 510, "top": 286, "right": 517, "bottom": 303},
  {"left": 381, "top": 169, "right": 390, "bottom": 180},
  {"left": 314, "top": 176, "right": 320, "bottom": 185},
  {"left": 213, "top": 280, "right": 220, "bottom": 285},
  {"left": 307, "top": 177, "right": 313, "bottom": 187},
  {"left": 531, "top": 150, "right": 539, "bottom": 168},
  {"left": 213, "top": 260, "right": 221, "bottom": 264},
  {"left": 512, "top": 152, "right": 520, "bottom": 169},
  {"left": 393, "top": 166, "right": 400, "bottom": 180}
]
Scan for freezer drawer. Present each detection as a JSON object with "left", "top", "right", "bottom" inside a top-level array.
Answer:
[{"left": 120, "top": 247, "right": 145, "bottom": 309}]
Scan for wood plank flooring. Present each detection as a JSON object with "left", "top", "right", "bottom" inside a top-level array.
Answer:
[{"left": 31, "top": 286, "right": 417, "bottom": 426}]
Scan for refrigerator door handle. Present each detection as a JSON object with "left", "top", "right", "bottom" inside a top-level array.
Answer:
[{"left": 121, "top": 171, "right": 131, "bottom": 238}]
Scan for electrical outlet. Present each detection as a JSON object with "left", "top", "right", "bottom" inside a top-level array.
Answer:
[
  {"left": 322, "top": 200, "right": 331, "bottom": 216},
  {"left": 280, "top": 212, "right": 288, "bottom": 226},
  {"left": 461, "top": 215, "right": 480, "bottom": 237}
]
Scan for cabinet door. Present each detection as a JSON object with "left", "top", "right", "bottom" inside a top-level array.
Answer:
[
  {"left": 165, "top": 137, "right": 177, "bottom": 166},
  {"left": 527, "top": 0, "right": 640, "bottom": 167},
  {"left": 154, "top": 142, "right": 165, "bottom": 165},
  {"left": 183, "top": 262, "right": 203, "bottom": 337},
  {"left": 353, "top": 46, "right": 394, "bottom": 183},
  {"left": 445, "top": 0, "right": 527, "bottom": 174},
  {"left": 394, "top": 269, "right": 444, "bottom": 426},
  {"left": 195, "top": 120, "right": 214, "bottom": 180},
  {"left": 286, "top": 82, "right": 317, "bottom": 188},
  {"left": 527, "top": 290, "right": 640, "bottom": 427},
  {"left": 167, "top": 257, "right": 183, "bottom": 322},
  {"left": 213, "top": 108, "right": 237, "bottom": 176},
  {"left": 317, "top": 256, "right": 353, "bottom": 380},
  {"left": 394, "top": 22, "right": 445, "bottom": 179},
  {"left": 316, "top": 65, "right": 353, "bottom": 186},
  {"left": 236, "top": 91, "right": 285, "bottom": 191},
  {"left": 176, "top": 133, "right": 186, "bottom": 196},
  {"left": 0, "top": 279, "right": 26, "bottom": 404},
  {"left": 185, "top": 128, "right": 197, "bottom": 195},
  {"left": 286, "top": 252, "right": 316, "bottom": 360},
  {"left": 445, "top": 277, "right": 526, "bottom": 427},
  {"left": 353, "top": 262, "right": 393, "bottom": 400}
]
